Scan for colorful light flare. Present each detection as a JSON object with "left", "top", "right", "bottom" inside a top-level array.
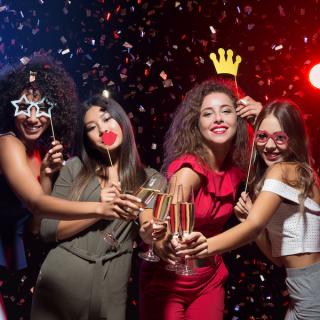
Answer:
[{"left": 309, "top": 63, "right": 320, "bottom": 89}]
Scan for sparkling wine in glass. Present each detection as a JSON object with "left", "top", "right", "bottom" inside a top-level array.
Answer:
[
  {"left": 176, "top": 186, "right": 195, "bottom": 276},
  {"left": 138, "top": 192, "right": 173, "bottom": 262},
  {"left": 103, "top": 173, "right": 162, "bottom": 249},
  {"left": 179, "top": 202, "right": 195, "bottom": 236},
  {"left": 165, "top": 202, "right": 181, "bottom": 271},
  {"left": 169, "top": 203, "right": 181, "bottom": 237},
  {"left": 134, "top": 187, "right": 159, "bottom": 209}
]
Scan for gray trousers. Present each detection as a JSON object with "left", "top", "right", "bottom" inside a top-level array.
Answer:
[{"left": 285, "top": 261, "right": 320, "bottom": 320}]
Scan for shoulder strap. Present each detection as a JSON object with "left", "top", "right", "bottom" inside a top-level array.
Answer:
[
  {"left": 262, "top": 179, "right": 320, "bottom": 212},
  {"left": 0, "top": 131, "right": 15, "bottom": 137}
]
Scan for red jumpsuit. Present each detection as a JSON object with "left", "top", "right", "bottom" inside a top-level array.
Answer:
[{"left": 139, "top": 154, "right": 243, "bottom": 320}]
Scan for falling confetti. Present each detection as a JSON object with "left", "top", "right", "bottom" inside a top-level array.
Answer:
[{"left": 0, "top": 1, "right": 319, "bottom": 319}]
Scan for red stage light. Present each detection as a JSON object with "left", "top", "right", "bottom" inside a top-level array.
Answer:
[{"left": 309, "top": 63, "right": 320, "bottom": 89}]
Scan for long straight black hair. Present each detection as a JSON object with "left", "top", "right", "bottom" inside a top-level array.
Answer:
[{"left": 70, "top": 94, "right": 146, "bottom": 199}]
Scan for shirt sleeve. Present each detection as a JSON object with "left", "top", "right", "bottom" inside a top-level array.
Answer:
[
  {"left": 40, "top": 157, "right": 80, "bottom": 242},
  {"left": 167, "top": 154, "right": 208, "bottom": 181}
]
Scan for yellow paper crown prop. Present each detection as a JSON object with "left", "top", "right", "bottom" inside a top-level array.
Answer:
[
  {"left": 209, "top": 48, "right": 242, "bottom": 76},
  {"left": 210, "top": 48, "right": 256, "bottom": 194}
]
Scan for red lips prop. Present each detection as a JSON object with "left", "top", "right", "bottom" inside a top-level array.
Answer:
[{"left": 102, "top": 130, "right": 117, "bottom": 146}]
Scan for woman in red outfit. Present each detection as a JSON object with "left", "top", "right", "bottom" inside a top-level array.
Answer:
[{"left": 139, "top": 80, "right": 262, "bottom": 320}]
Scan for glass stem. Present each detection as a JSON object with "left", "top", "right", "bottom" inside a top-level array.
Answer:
[{"left": 150, "top": 239, "right": 155, "bottom": 253}]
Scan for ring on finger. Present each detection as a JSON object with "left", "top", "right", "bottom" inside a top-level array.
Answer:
[{"left": 240, "top": 98, "right": 248, "bottom": 106}]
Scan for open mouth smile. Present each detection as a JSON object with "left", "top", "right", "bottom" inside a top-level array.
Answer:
[{"left": 210, "top": 125, "right": 228, "bottom": 134}]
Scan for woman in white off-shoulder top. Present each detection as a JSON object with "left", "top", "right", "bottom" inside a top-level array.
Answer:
[{"left": 174, "top": 99, "right": 320, "bottom": 320}]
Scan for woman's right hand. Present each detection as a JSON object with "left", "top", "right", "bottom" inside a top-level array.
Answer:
[
  {"left": 100, "top": 182, "right": 121, "bottom": 202},
  {"left": 139, "top": 218, "right": 169, "bottom": 244},
  {"left": 236, "top": 96, "right": 262, "bottom": 122},
  {"left": 153, "top": 236, "right": 178, "bottom": 265},
  {"left": 100, "top": 183, "right": 143, "bottom": 220},
  {"left": 234, "top": 192, "right": 252, "bottom": 222}
]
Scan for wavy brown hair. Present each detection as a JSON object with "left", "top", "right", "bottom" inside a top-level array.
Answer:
[
  {"left": 70, "top": 94, "right": 146, "bottom": 200},
  {"left": 250, "top": 99, "right": 319, "bottom": 211},
  {"left": 162, "top": 79, "right": 250, "bottom": 171}
]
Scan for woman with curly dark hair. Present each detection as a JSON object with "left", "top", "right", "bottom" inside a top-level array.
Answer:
[
  {"left": 0, "top": 56, "right": 140, "bottom": 319},
  {"left": 0, "top": 55, "right": 79, "bottom": 319},
  {"left": 139, "top": 79, "right": 262, "bottom": 320},
  {"left": 0, "top": 55, "right": 77, "bottom": 145}
]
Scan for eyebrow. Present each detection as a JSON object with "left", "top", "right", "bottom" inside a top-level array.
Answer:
[
  {"left": 84, "top": 121, "right": 96, "bottom": 126},
  {"left": 201, "top": 104, "right": 234, "bottom": 111},
  {"left": 84, "top": 112, "right": 111, "bottom": 126}
]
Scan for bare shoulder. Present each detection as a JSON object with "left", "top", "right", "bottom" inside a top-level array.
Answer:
[
  {"left": 0, "top": 135, "right": 26, "bottom": 167},
  {"left": 0, "top": 134, "right": 25, "bottom": 150},
  {"left": 265, "top": 162, "right": 300, "bottom": 182}
]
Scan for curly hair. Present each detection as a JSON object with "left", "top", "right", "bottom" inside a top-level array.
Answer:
[
  {"left": 0, "top": 55, "right": 78, "bottom": 146},
  {"left": 250, "top": 99, "right": 319, "bottom": 211},
  {"left": 162, "top": 78, "right": 250, "bottom": 171}
]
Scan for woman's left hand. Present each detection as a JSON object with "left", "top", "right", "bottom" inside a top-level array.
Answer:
[
  {"left": 41, "top": 140, "right": 64, "bottom": 177},
  {"left": 236, "top": 96, "right": 262, "bottom": 122},
  {"left": 113, "top": 193, "right": 143, "bottom": 220},
  {"left": 174, "top": 231, "right": 209, "bottom": 259}
]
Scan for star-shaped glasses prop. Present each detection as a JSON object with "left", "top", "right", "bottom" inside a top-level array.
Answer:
[{"left": 10, "top": 94, "right": 55, "bottom": 118}]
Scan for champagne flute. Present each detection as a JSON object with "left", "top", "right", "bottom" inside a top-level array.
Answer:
[
  {"left": 165, "top": 183, "right": 182, "bottom": 271},
  {"left": 176, "top": 186, "right": 195, "bottom": 276},
  {"left": 164, "top": 202, "right": 181, "bottom": 271},
  {"left": 138, "top": 191, "right": 173, "bottom": 262},
  {"left": 102, "top": 173, "right": 163, "bottom": 249}
]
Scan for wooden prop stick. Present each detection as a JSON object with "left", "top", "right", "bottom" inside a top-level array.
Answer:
[
  {"left": 234, "top": 76, "right": 240, "bottom": 99},
  {"left": 244, "top": 115, "right": 258, "bottom": 193},
  {"left": 49, "top": 117, "right": 56, "bottom": 141},
  {"left": 106, "top": 148, "right": 113, "bottom": 167},
  {"left": 244, "top": 136, "right": 255, "bottom": 193}
]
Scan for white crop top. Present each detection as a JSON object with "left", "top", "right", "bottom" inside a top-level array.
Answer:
[{"left": 262, "top": 179, "right": 320, "bottom": 257}]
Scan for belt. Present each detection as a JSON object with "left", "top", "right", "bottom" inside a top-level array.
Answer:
[
  {"left": 60, "top": 240, "right": 133, "bottom": 320},
  {"left": 191, "top": 255, "right": 217, "bottom": 268}
]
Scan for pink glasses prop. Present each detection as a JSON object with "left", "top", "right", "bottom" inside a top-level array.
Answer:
[{"left": 255, "top": 130, "right": 288, "bottom": 146}]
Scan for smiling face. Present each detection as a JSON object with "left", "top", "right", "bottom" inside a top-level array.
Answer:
[
  {"left": 14, "top": 89, "right": 50, "bottom": 143},
  {"left": 198, "top": 92, "right": 237, "bottom": 150},
  {"left": 84, "top": 105, "right": 123, "bottom": 154},
  {"left": 255, "top": 114, "right": 290, "bottom": 167}
]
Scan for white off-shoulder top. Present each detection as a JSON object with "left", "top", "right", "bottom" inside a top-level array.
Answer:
[{"left": 262, "top": 179, "right": 320, "bottom": 257}]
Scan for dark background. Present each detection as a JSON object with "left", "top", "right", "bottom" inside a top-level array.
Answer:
[
  {"left": 1, "top": 0, "right": 319, "bottom": 170},
  {"left": 1, "top": 1, "right": 319, "bottom": 319}
]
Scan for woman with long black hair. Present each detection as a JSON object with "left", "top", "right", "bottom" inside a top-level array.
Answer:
[{"left": 31, "top": 94, "right": 165, "bottom": 320}]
